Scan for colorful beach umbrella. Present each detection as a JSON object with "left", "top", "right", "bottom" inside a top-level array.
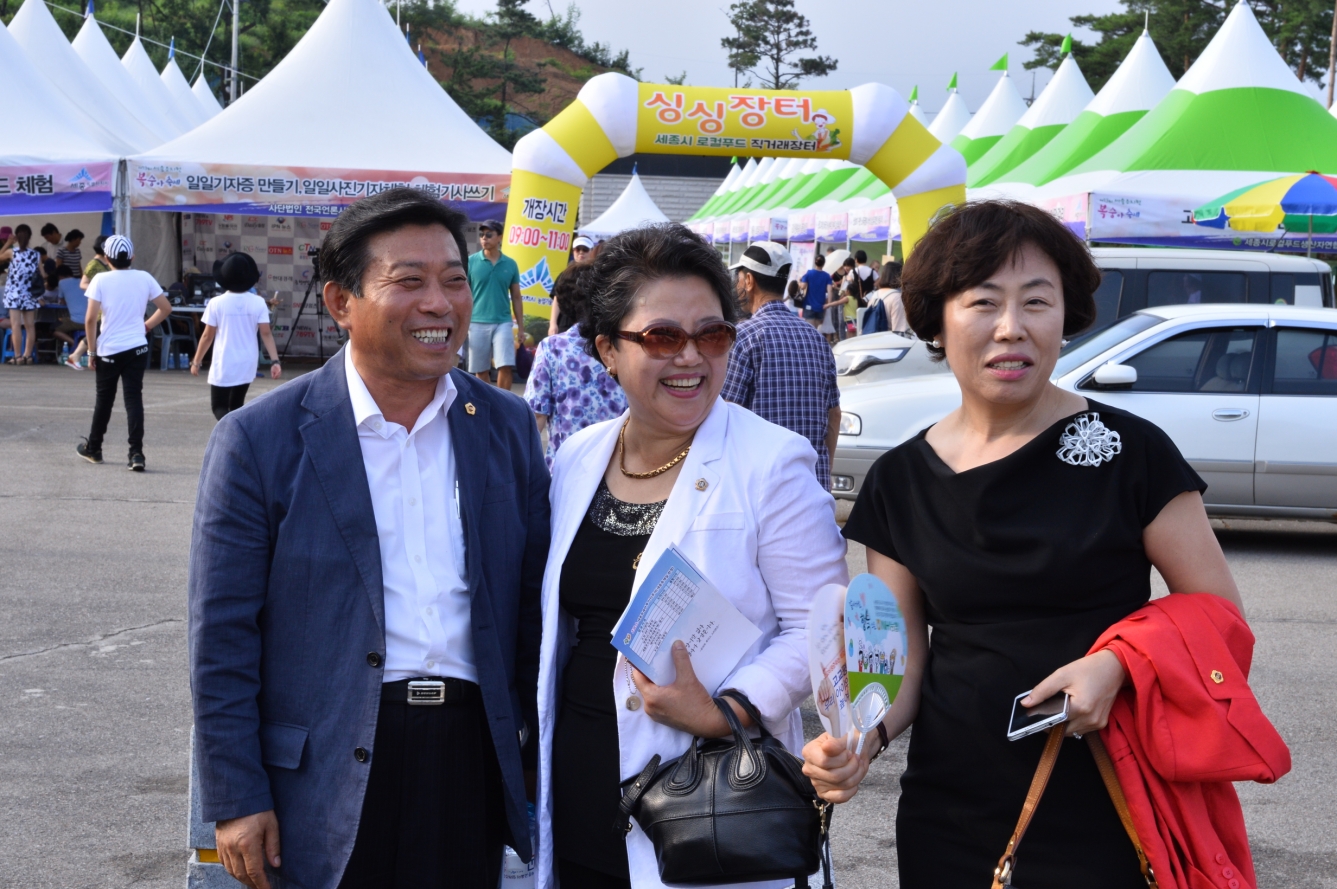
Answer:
[{"left": 1193, "top": 172, "right": 1337, "bottom": 234}]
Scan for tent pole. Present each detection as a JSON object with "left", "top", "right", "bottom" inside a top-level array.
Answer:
[
  {"left": 114, "top": 160, "right": 131, "bottom": 239},
  {"left": 229, "top": 0, "right": 239, "bottom": 104}
]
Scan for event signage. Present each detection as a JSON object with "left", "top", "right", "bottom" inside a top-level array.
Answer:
[
  {"left": 635, "top": 85, "right": 855, "bottom": 159},
  {"left": 815, "top": 212, "right": 849, "bottom": 243},
  {"left": 1036, "top": 190, "right": 1337, "bottom": 250},
  {"left": 788, "top": 212, "right": 817, "bottom": 242},
  {"left": 503, "top": 73, "right": 964, "bottom": 319},
  {"left": 849, "top": 206, "right": 893, "bottom": 241},
  {"left": 769, "top": 216, "right": 789, "bottom": 241},
  {"left": 0, "top": 162, "right": 114, "bottom": 214},
  {"left": 729, "top": 216, "right": 750, "bottom": 243},
  {"left": 748, "top": 215, "right": 769, "bottom": 242},
  {"left": 129, "top": 160, "right": 510, "bottom": 220}
]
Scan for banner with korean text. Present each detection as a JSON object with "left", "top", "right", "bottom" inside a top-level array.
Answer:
[
  {"left": 0, "top": 162, "right": 114, "bottom": 214},
  {"left": 129, "top": 161, "right": 509, "bottom": 221}
]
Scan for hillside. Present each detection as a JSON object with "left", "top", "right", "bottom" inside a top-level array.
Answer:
[{"left": 421, "top": 23, "right": 613, "bottom": 126}]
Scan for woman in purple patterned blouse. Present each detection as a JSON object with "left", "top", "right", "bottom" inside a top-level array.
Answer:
[{"left": 525, "top": 263, "right": 628, "bottom": 467}]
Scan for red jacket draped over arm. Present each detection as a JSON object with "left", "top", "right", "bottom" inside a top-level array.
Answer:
[{"left": 1089, "top": 593, "right": 1290, "bottom": 889}]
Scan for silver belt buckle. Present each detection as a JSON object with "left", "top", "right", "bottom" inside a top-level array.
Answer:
[{"left": 407, "top": 679, "right": 446, "bottom": 705}]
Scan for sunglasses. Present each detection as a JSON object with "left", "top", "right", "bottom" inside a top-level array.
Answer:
[{"left": 613, "top": 321, "right": 737, "bottom": 359}]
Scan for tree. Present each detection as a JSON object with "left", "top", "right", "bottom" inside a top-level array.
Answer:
[
  {"left": 1020, "top": 0, "right": 1333, "bottom": 91},
  {"left": 720, "top": 0, "right": 836, "bottom": 91}
]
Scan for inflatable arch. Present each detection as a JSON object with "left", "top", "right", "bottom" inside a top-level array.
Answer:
[{"left": 502, "top": 73, "right": 967, "bottom": 318}]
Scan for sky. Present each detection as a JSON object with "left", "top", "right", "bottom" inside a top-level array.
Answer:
[{"left": 448, "top": 0, "right": 1128, "bottom": 117}]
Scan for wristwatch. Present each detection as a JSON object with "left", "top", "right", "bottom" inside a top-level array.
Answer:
[{"left": 869, "top": 722, "right": 891, "bottom": 762}]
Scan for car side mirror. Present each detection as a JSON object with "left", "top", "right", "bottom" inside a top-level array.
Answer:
[{"left": 1091, "top": 363, "right": 1137, "bottom": 389}]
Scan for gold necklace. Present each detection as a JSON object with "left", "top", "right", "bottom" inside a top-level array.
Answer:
[{"left": 618, "top": 420, "right": 690, "bottom": 479}]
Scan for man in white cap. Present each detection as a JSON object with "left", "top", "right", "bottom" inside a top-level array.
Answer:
[
  {"left": 721, "top": 241, "right": 841, "bottom": 490},
  {"left": 77, "top": 234, "right": 173, "bottom": 471}
]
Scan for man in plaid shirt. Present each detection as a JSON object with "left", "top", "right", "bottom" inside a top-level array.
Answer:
[{"left": 721, "top": 242, "right": 842, "bottom": 490}]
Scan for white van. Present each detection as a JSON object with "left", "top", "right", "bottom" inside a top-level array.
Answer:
[{"left": 835, "top": 248, "right": 1334, "bottom": 387}]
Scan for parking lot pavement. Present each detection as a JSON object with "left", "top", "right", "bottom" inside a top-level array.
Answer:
[{"left": 1, "top": 365, "right": 1334, "bottom": 888}]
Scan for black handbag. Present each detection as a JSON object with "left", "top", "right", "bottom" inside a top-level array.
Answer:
[{"left": 617, "top": 689, "right": 833, "bottom": 888}]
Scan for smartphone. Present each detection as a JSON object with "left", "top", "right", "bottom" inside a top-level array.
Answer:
[{"left": 1007, "top": 690, "right": 1070, "bottom": 741}]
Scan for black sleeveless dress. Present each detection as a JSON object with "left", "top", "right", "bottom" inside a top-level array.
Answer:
[{"left": 841, "top": 402, "right": 1205, "bottom": 889}]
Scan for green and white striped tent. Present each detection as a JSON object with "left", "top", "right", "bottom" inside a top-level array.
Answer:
[
  {"left": 951, "top": 69, "right": 1027, "bottom": 166},
  {"left": 992, "top": 29, "right": 1175, "bottom": 192},
  {"left": 907, "top": 86, "right": 927, "bottom": 126},
  {"left": 967, "top": 53, "right": 1094, "bottom": 187},
  {"left": 687, "top": 161, "right": 744, "bottom": 221},
  {"left": 1034, "top": 1, "right": 1337, "bottom": 243},
  {"left": 929, "top": 80, "right": 972, "bottom": 144}
]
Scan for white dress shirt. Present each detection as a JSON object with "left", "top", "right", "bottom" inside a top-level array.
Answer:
[{"left": 344, "top": 348, "right": 475, "bottom": 683}]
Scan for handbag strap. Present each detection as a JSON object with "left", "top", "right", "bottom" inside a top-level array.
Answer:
[
  {"left": 616, "top": 754, "right": 661, "bottom": 834},
  {"left": 1087, "top": 734, "right": 1159, "bottom": 889},
  {"left": 991, "top": 725, "right": 1065, "bottom": 889},
  {"left": 717, "top": 688, "right": 774, "bottom": 739}
]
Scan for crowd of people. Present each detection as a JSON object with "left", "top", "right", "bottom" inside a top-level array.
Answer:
[{"left": 180, "top": 187, "right": 1286, "bottom": 889}]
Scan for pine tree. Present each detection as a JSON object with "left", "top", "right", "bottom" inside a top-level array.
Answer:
[{"left": 720, "top": 0, "right": 836, "bottom": 91}]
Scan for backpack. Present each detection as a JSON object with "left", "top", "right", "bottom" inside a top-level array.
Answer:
[{"left": 861, "top": 298, "right": 888, "bottom": 335}]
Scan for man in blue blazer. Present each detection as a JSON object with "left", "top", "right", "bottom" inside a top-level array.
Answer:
[{"left": 189, "top": 188, "right": 549, "bottom": 889}]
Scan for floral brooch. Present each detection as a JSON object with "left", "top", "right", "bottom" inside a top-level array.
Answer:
[{"left": 1056, "top": 413, "right": 1123, "bottom": 467}]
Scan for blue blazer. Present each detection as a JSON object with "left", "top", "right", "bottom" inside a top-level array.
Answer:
[{"left": 189, "top": 350, "right": 549, "bottom": 889}]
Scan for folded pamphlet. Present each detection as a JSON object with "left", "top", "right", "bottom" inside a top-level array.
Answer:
[{"left": 611, "top": 545, "right": 762, "bottom": 693}]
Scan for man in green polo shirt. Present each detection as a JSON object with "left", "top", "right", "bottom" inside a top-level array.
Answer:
[{"left": 467, "top": 219, "right": 525, "bottom": 389}]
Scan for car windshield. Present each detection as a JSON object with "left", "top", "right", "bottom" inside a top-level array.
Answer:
[{"left": 1052, "top": 313, "right": 1165, "bottom": 379}]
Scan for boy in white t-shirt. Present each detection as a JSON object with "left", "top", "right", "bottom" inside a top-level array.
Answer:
[
  {"left": 190, "top": 252, "right": 281, "bottom": 420},
  {"left": 77, "top": 235, "right": 172, "bottom": 471}
]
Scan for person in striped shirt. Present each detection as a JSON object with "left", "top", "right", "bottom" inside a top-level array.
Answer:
[{"left": 55, "top": 229, "right": 85, "bottom": 277}]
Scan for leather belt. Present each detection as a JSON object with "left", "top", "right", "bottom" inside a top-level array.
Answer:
[{"left": 380, "top": 677, "right": 478, "bottom": 706}]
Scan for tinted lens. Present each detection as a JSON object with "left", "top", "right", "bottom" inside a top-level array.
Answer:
[
  {"left": 694, "top": 323, "right": 737, "bottom": 357},
  {"left": 639, "top": 327, "right": 690, "bottom": 358}
]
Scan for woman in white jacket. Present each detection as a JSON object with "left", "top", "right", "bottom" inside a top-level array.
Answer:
[{"left": 536, "top": 224, "right": 848, "bottom": 889}]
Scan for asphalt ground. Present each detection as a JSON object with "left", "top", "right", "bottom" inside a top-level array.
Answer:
[{"left": 0, "top": 364, "right": 1334, "bottom": 888}]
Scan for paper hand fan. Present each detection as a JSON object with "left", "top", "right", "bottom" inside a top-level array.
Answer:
[
  {"left": 806, "top": 583, "right": 851, "bottom": 737},
  {"left": 843, "top": 574, "right": 907, "bottom": 751}
]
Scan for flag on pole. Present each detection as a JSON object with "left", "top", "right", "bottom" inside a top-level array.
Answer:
[
  {"left": 1060, "top": 34, "right": 1073, "bottom": 54},
  {"left": 169, "top": 36, "right": 175, "bottom": 59},
  {"left": 84, "top": 0, "right": 93, "bottom": 17},
  {"left": 909, "top": 85, "right": 919, "bottom": 102},
  {"left": 990, "top": 53, "right": 1008, "bottom": 71},
  {"left": 947, "top": 72, "right": 958, "bottom": 90}
]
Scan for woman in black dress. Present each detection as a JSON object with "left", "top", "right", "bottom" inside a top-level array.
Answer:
[{"left": 802, "top": 201, "right": 1245, "bottom": 888}]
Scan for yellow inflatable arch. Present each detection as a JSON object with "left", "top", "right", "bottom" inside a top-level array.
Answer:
[{"left": 503, "top": 73, "right": 967, "bottom": 319}]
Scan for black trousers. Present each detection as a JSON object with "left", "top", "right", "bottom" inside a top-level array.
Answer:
[
  {"left": 338, "top": 682, "right": 506, "bottom": 889},
  {"left": 88, "top": 345, "right": 149, "bottom": 455},
  {"left": 210, "top": 383, "right": 250, "bottom": 420}
]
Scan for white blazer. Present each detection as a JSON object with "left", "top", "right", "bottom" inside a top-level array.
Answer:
[{"left": 535, "top": 397, "right": 849, "bottom": 889}]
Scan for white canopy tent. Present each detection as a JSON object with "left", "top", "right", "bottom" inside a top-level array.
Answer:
[
  {"left": 130, "top": 0, "right": 511, "bottom": 188},
  {"left": 161, "top": 56, "right": 211, "bottom": 129},
  {"left": 73, "top": 17, "right": 178, "bottom": 143},
  {"left": 0, "top": 19, "right": 117, "bottom": 220},
  {"left": 7, "top": 0, "right": 160, "bottom": 153},
  {"left": 580, "top": 171, "right": 670, "bottom": 240},
  {"left": 193, "top": 74, "right": 224, "bottom": 118},
  {"left": 121, "top": 36, "right": 190, "bottom": 138}
]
